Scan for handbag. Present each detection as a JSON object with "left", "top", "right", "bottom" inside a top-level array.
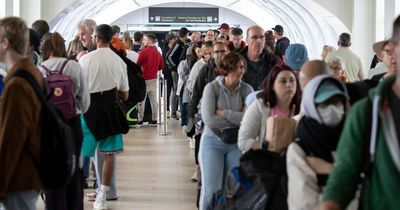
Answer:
[
  {"left": 265, "top": 117, "right": 296, "bottom": 154},
  {"left": 213, "top": 127, "right": 240, "bottom": 144}
]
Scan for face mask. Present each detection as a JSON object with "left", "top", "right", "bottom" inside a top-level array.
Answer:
[{"left": 317, "top": 103, "right": 345, "bottom": 127}]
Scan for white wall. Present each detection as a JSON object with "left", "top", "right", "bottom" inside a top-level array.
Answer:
[
  {"left": 312, "top": 0, "right": 353, "bottom": 30},
  {"left": 41, "top": 0, "right": 74, "bottom": 22}
]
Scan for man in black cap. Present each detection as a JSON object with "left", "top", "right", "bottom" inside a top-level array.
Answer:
[{"left": 272, "top": 24, "right": 290, "bottom": 59}]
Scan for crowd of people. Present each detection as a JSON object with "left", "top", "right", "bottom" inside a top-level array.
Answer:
[{"left": 0, "top": 13, "right": 399, "bottom": 210}]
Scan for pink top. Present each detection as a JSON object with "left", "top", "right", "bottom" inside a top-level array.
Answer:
[{"left": 269, "top": 106, "right": 289, "bottom": 119}]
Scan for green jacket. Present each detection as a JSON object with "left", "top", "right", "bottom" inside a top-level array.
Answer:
[{"left": 322, "top": 75, "right": 400, "bottom": 210}]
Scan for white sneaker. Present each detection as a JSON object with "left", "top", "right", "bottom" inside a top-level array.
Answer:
[
  {"left": 182, "top": 125, "right": 188, "bottom": 134},
  {"left": 93, "top": 192, "right": 107, "bottom": 209},
  {"left": 189, "top": 138, "right": 195, "bottom": 150}
]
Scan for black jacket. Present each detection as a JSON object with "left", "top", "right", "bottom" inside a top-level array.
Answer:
[
  {"left": 188, "top": 59, "right": 217, "bottom": 117},
  {"left": 165, "top": 39, "right": 184, "bottom": 71},
  {"left": 240, "top": 47, "right": 282, "bottom": 90},
  {"left": 274, "top": 37, "right": 290, "bottom": 59}
]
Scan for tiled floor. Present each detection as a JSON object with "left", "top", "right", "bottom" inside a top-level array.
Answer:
[{"left": 37, "top": 119, "right": 198, "bottom": 210}]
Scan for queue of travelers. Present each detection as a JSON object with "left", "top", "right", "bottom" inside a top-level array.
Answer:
[{"left": 0, "top": 13, "right": 399, "bottom": 210}]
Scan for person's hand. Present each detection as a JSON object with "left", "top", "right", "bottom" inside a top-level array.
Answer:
[
  {"left": 76, "top": 51, "right": 87, "bottom": 61},
  {"left": 319, "top": 201, "right": 341, "bottom": 210},
  {"left": 216, "top": 109, "right": 224, "bottom": 117},
  {"left": 306, "top": 156, "right": 333, "bottom": 174}
]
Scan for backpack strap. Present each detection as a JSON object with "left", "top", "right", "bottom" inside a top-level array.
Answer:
[
  {"left": 359, "top": 96, "right": 380, "bottom": 210},
  {"left": 362, "top": 96, "right": 380, "bottom": 176},
  {"left": 59, "top": 60, "right": 69, "bottom": 74},
  {"left": 41, "top": 59, "right": 69, "bottom": 75}
]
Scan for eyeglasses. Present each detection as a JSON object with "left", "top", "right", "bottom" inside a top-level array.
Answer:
[
  {"left": 249, "top": 35, "right": 265, "bottom": 40},
  {"left": 213, "top": 50, "right": 227, "bottom": 54}
]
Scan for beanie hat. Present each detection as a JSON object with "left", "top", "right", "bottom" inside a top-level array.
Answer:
[{"left": 285, "top": 43, "right": 308, "bottom": 70}]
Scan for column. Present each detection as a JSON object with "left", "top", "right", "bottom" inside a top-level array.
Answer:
[
  {"left": 0, "top": 0, "right": 14, "bottom": 18},
  {"left": 19, "top": 0, "right": 41, "bottom": 26},
  {"left": 352, "top": 0, "right": 375, "bottom": 74},
  {"left": 384, "top": 0, "right": 397, "bottom": 37}
]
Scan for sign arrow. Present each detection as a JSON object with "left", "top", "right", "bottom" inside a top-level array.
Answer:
[
  {"left": 214, "top": 17, "right": 218, "bottom": 21},
  {"left": 150, "top": 17, "right": 154, "bottom": 21}
]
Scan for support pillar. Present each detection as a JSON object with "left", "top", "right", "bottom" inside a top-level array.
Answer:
[{"left": 352, "top": 0, "right": 375, "bottom": 74}]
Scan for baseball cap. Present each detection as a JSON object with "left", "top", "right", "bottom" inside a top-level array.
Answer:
[
  {"left": 285, "top": 43, "right": 308, "bottom": 70},
  {"left": 314, "top": 79, "right": 348, "bottom": 103},
  {"left": 219, "top": 23, "right": 230, "bottom": 30},
  {"left": 271, "top": 25, "right": 284, "bottom": 33}
]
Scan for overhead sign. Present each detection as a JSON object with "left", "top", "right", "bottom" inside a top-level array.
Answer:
[{"left": 149, "top": 7, "right": 219, "bottom": 23}]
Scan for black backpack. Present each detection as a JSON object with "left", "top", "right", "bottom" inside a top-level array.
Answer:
[
  {"left": 12, "top": 70, "right": 76, "bottom": 190},
  {"left": 111, "top": 46, "right": 146, "bottom": 105},
  {"left": 208, "top": 149, "right": 288, "bottom": 210}
]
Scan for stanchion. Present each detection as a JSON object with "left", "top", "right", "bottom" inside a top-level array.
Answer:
[
  {"left": 159, "top": 73, "right": 171, "bottom": 136},
  {"left": 157, "top": 72, "right": 162, "bottom": 124}
]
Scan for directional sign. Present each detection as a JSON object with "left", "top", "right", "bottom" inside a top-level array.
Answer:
[{"left": 149, "top": 7, "right": 219, "bottom": 23}]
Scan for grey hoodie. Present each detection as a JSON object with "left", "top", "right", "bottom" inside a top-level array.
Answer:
[
  {"left": 201, "top": 76, "right": 253, "bottom": 138},
  {"left": 301, "top": 75, "right": 348, "bottom": 124}
]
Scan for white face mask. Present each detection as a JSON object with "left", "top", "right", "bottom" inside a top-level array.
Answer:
[{"left": 317, "top": 103, "right": 345, "bottom": 127}]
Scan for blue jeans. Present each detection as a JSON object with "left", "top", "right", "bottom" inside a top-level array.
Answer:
[
  {"left": 3, "top": 190, "right": 39, "bottom": 210},
  {"left": 199, "top": 132, "right": 241, "bottom": 210}
]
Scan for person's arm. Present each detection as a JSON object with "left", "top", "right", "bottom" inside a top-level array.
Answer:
[
  {"left": 167, "top": 42, "right": 180, "bottom": 67},
  {"left": 357, "top": 59, "right": 365, "bottom": 80},
  {"left": 188, "top": 67, "right": 207, "bottom": 117},
  {"left": 222, "top": 86, "right": 253, "bottom": 125},
  {"left": 306, "top": 157, "right": 334, "bottom": 174},
  {"left": 118, "top": 63, "right": 130, "bottom": 102},
  {"left": 0, "top": 83, "right": 37, "bottom": 199},
  {"left": 136, "top": 49, "right": 144, "bottom": 66},
  {"left": 186, "top": 61, "right": 203, "bottom": 93},
  {"left": 72, "top": 61, "right": 90, "bottom": 113},
  {"left": 201, "top": 83, "right": 231, "bottom": 128},
  {"left": 237, "top": 100, "right": 263, "bottom": 152},
  {"left": 319, "top": 201, "right": 341, "bottom": 210},
  {"left": 158, "top": 52, "right": 165, "bottom": 70},
  {"left": 118, "top": 91, "right": 129, "bottom": 101},
  {"left": 321, "top": 99, "right": 367, "bottom": 209},
  {"left": 287, "top": 143, "right": 321, "bottom": 210}
]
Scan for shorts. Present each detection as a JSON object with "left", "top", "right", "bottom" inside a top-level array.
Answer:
[{"left": 80, "top": 115, "right": 124, "bottom": 157}]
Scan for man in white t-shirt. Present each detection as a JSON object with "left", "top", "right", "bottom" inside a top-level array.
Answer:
[
  {"left": 326, "top": 33, "right": 364, "bottom": 82},
  {"left": 79, "top": 24, "right": 129, "bottom": 210}
]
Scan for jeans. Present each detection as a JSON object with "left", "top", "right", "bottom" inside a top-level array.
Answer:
[
  {"left": 170, "top": 71, "right": 178, "bottom": 114},
  {"left": 3, "top": 190, "right": 39, "bottom": 210},
  {"left": 139, "top": 79, "right": 158, "bottom": 121},
  {"left": 198, "top": 132, "right": 241, "bottom": 210}
]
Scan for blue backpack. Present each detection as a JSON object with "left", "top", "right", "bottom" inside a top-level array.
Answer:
[{"left": 208, "top": 149, "right": 288, "bottom": 210}]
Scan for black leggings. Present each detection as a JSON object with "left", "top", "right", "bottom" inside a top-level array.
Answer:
[
  {"left": 194, "top": 133, "right": 201, "bottom": 165},
  {"left": 45, "top": 115, "right": 84, "bottom": 210}
]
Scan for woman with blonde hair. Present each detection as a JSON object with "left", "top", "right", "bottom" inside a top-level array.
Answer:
[{"left": 321, "top": 45, "right": 336, "bottom": 62}]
